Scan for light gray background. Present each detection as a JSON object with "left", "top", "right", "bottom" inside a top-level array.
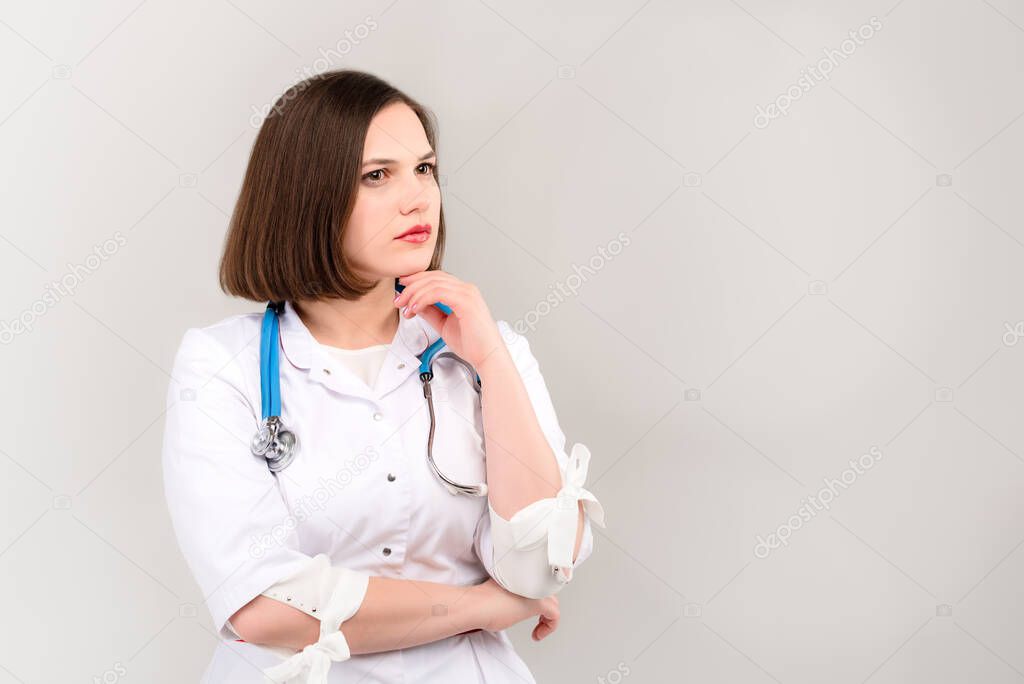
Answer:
[{"left": 2, "top": 0, "right": 1023, "bottom": 682}]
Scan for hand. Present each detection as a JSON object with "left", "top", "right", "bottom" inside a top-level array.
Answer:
[
  {"left": 394, "top": 270, "right": 508, "bottom": 371},
  {"left": 470, "top": 578, "right": 560, "bottom": 641}
]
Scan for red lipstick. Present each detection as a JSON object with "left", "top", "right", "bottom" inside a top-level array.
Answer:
[{"left": 395, "top": 224, "right": 431, "bottom": 243}]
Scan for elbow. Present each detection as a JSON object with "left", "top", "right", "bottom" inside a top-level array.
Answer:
[
  {"left": 229, "top": 598, "right": 267, "bottom": 643},
  {"left": 491, "top": 549, "right": 572, "bottom": 599},
  {"left": 485, "top": 502, "right": 587, "bottom": 599},
  {"left": 229, "top": 595, "right": 322, "bottom": 651}
]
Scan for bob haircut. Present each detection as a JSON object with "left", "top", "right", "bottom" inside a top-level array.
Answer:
[{"left": 219, "top": 69, "right": 446, "bottom": 302}]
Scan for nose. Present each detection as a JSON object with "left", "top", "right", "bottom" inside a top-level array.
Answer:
[{"left": 398, "top": 169, "right": 432, "bottom": 216}]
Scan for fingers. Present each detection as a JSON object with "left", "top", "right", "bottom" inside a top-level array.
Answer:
[
  {"left": 394, "top": 271, "right": 435, "bottom": 307},
  {"left": 401, "top": 284, "right": 462, "bottom": 318},
  {"left": 531, "top": 612, "right": 559, "bottom": 641},
  {"left": 398, "top": 275, "right": 461, "bottom": 307},
  {"left": 537, "top": 596, "right": 559, "bottom": 623},
  {"left": 414, "top": 299, "right": 448, "bottom": 332},
  {"left": 395, "top": 270, "right": 455, "bottom": 299},
  {"left": 540, "top": 598, "right": 561, "bottom": 639},
  {"left": 396, "top": 271, "right": 471, "bottom": 315}
]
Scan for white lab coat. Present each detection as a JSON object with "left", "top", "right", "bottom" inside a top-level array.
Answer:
[{"left": 161, "top": 300, "right": 598, "bottom": 683}]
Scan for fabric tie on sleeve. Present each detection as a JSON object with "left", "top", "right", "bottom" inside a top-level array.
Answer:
[
  {"left": 262, "top": 565, "right": 369, "bottom": 683},
  {"left": 504, "top": 443, "right": 606, "bottom": 580},
  {"left": 262, "top": 631, "right": 350, "bottom": 683}
]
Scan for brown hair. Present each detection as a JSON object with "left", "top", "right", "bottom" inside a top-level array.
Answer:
[{"left": 219, "top": 69, "right": 445, "bottom": 302}]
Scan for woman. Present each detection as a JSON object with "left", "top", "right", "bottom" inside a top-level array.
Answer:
[{"left": 161, "top": 69, "right": 606, "bottom": 683}]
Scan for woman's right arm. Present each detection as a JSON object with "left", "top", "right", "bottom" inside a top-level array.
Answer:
[
  {"left": 163, "top": 327, "right": 559, "bottom": 663},
  {"left": 231, "top": 576, "right": 561, "bottom": 653}
]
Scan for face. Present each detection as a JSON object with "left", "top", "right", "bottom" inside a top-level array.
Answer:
[{"left": 342, "top": 102, "right": 441, "bottom": 281}]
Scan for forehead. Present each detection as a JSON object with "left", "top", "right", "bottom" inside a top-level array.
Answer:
[{"left": 363, "top": 102, "right": 431, "bottom": 158}]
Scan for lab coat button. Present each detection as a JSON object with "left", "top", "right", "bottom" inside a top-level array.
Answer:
[
  {"left": 382, "top": 547, "right": 392, "bottom": 556},
  {"left": 373, "top": 411, "right": 383, "bottom": 421},
  {"left": 398, "top": 362, "right": 406, "bottom": 369},
  {"left": 387, "top": 473, "right": 396, "bottom": 482}
]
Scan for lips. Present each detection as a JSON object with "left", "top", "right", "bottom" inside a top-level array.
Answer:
[{"left": 395, "top": 224, "right": 431, "bottom": 240}]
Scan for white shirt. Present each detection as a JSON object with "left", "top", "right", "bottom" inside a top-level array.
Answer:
[
  {"left": 161, "top": 300, "right": 602, "bottom": 683},
  {"left": 321, "top": 342, "right": 390, "bottom": 390}
]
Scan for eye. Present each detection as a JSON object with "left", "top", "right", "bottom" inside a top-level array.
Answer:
[
  {"left": 362, "top": 168, "right": 387, "bottom": 186},
  {"left": 361, "top": 162, "right": 435, "bottom": 187}
]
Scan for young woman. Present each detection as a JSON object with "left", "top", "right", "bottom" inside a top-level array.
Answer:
[{"left": 161, "top": 69, "right": 605, "bottom": 683}]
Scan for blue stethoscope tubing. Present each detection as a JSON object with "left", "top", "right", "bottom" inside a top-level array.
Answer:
[
  {"left": 260, "top": 300, "right": 283, "bottom": 419},
  {"left": 251, "top": 280, "right": 486, "bottom": 496}
]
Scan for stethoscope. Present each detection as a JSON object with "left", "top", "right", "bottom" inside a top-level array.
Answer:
[{"left": 250, "top": 279, "right": 488, "bottom": 497}]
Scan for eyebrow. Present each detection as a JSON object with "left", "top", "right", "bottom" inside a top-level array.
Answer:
[{"left": 362, "top": 150, "right": 436, "bottom": 167}]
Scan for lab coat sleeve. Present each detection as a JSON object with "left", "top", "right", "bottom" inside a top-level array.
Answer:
[
  {"left": 472, "top": 321, "right": 606, "bottom": 599},
  {"left": 256, "top": 554, "right": 369, "bottom": 683},
  {"left": 161, "top": 328, "right": 369, "bottom": 674}
]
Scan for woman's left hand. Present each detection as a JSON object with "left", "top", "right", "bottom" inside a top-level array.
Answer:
[{"left": 395, "top": 270, "right": 508, "bottom": 371}]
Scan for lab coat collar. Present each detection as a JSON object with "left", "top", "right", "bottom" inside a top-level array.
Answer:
[{"left": 277, "top": 299, "right": 442, "bottom": 400}]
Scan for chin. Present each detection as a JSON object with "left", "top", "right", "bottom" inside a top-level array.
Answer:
[{"left": 381, "top": 250, "right": 434, "bottom": 277}]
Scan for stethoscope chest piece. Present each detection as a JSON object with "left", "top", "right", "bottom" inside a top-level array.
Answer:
[
  {"left": 252, "top": 301, "right": 299, "bottom": 473},
  {"left": 251, "top": 415, "right": 298, "bottom": 473},
  {"left": 252, "top": 292, "right": 486, "bottom": 495}
]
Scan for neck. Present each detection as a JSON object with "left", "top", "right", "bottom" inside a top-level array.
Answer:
[{"left": 292, "top": 279, "right": 400, "bottom": 350}]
